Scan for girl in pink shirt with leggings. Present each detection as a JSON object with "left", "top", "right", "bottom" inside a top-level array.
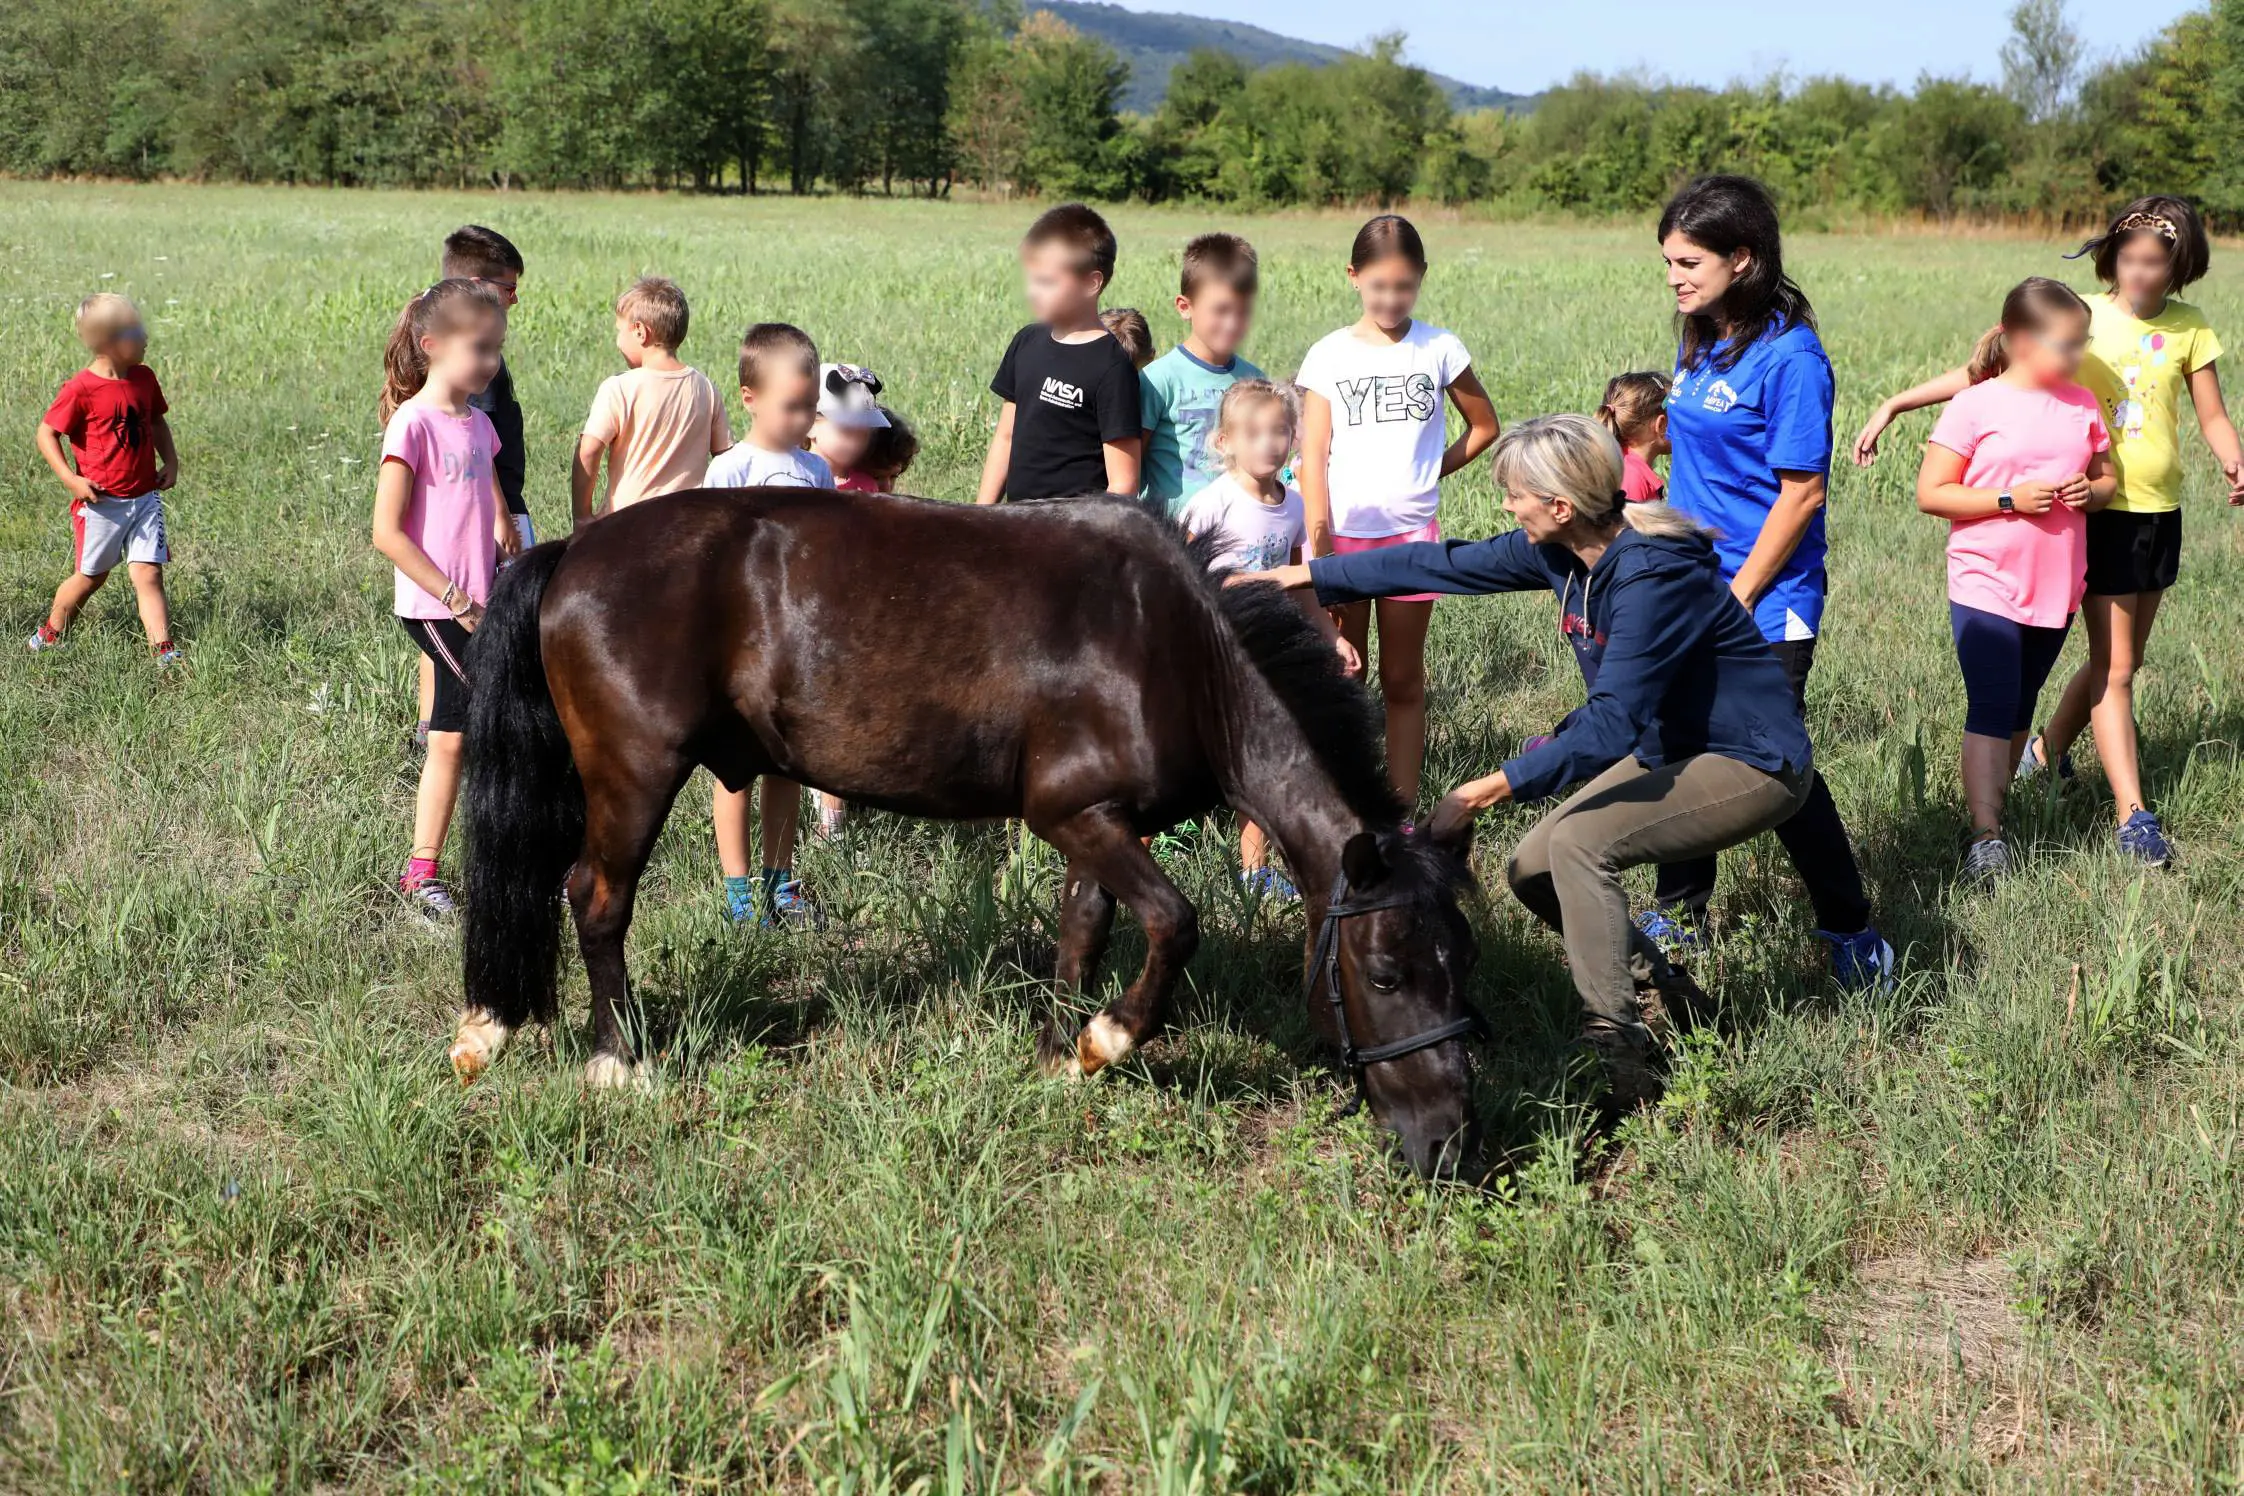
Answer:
[
  {"left": 371, "top": 279, "right": 512, "bottom": 920},
  {"left": 1915, "top": 278, "right": 2116, "bottom": 884}
]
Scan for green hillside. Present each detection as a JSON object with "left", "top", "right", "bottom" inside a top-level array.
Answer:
[{"left": 1038, "top": 0, "right": 1533, "bottom": 114}]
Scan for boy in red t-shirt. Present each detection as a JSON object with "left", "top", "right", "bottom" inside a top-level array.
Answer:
[{"left": 31, "top": 293, "right": 180, "bottom": 663}]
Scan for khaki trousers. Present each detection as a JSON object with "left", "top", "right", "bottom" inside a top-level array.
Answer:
[{"left": 1506, "top": 754, "right": 1810, "bottom": 1028}]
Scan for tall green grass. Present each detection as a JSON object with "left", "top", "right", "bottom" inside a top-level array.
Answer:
[{"left": 2, "top": 183, "right": 2242, "bottom": 1491}]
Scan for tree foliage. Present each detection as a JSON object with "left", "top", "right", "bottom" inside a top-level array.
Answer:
[{"left": 3, "top": 0, "right": 2242, "bottom": 223}]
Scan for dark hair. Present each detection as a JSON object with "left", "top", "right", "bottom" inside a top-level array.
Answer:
[
  {"left": 738, "top": 322, "right": 818, "bottom": 391},
  {"left": 860, "top": 406, "right": 919, "bottom": 484},
  {"left": 2067, "top": 195, "right": 2210, "bottom": 293},
  {"left": 380, "top": 279, "right": 506, "bottom": 423},
  {"left": 616, "top": 276, "right": 690, "bottom": 351},
  {"left": 1023, "top": 203, "right": 1118, "bottom": 291},
  {"left": 1181, "top": 232, "right": 1260, "bottom": 298},
  {"left": 1658, "top": 175, "right": 1815, "bottom": 375},
  {"left": 1100, "top": 307, "right": 1155, "bottom": 369},
  {"left": 1349, "top": 214, "right": 1426, "bottom": 273},
  {"left": 1596, "top": 371, "right": 1671, "bottom": 446},
  {"left": 1967, "top": 276, "right": 2092, "bottom": 385},
  {"left": 441, "top": 224, "right": 523, "bottom": 282}
]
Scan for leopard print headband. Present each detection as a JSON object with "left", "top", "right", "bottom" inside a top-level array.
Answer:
[{"left": 2114, "top": 211, "right": 2178, "bottom": 242}]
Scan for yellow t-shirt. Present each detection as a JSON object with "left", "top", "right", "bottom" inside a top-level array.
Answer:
[{"left": 2081, "top": 294, "right": 2223, "bottom": 514}]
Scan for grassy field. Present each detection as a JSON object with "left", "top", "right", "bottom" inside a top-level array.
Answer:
[{"left": 4, "top": 182, "right": 2244, "bottom": 1492}]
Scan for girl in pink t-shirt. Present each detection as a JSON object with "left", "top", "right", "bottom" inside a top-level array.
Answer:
[
  {"left": 372, "top": 279, "right": 511, "bottom": 919},
  {"left": 1916, "top": 278, "right": 2115, "bottom": 882},
  {"left": 1596, "top": 371, "right": 1671, "bottom": 502}
]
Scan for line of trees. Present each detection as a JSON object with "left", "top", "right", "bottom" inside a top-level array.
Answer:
[{"left": 5, "top": 0, "right": 2244, "bottom": 221}]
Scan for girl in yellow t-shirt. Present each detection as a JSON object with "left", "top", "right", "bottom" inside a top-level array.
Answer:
[{"left": 1852, "top": 196, "right": 2244, "bottom": 869}]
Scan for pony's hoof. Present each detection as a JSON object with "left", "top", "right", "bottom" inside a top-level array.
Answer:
[
  {"left": 1035, "top": 1021, "right": 1083, "bottom": 1079},
  {"left": 1072, "top": 1014, "right": 1134, "bottom": 1079},
  {"left": 449, "top": 1010, "right": 513, "bottom": 1085},
  {"left": 584, "top": 1053, "right": 650, "bottom": 1093}
]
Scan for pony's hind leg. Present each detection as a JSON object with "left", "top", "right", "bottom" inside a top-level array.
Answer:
[
  {"left": 570, "top": 752, "right": 691, "bottom": 1090},
  {"left": 1030, "top": 808, "right": 1198, "bottom": 1079},
  {"left": 1035, "top": 861, "right": 1119, "bottom": 1073}
]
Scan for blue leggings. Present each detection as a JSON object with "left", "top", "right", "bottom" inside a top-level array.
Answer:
[{"left": 1951, "top": 602, "right": 2071, "bottom": 739}]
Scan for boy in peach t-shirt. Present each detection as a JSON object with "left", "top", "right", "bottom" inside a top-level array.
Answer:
[{"left": 571, "top": 277, "right": 731, "bottom": 525}]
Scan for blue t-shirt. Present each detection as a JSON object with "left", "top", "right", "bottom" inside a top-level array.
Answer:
[
  {"left": 1664, "top": 320, "right": 1835, "bottom": 643},
  {"left": 1139, "top": 346, "right": 1263, "bottom": 516}
]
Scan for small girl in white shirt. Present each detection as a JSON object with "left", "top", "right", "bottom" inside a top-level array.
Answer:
[
  {"left": 1295, "top": 214, "right": 1501, "bottom": 809},
  {"left": 1182, "top": 379, "right": 1353, "bottom": 901}
]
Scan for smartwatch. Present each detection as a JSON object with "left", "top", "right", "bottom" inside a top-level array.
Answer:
[{"left": 1997, "top": 489, "right": 2016, "bottom": 513}]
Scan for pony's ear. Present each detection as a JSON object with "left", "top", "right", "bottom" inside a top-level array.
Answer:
[
  {"left": 1341, "top": 831, "right": 1390, "bottom": 890},
  {"left": 1427, "top": 815, "right": 1475, "bottom": 864}
]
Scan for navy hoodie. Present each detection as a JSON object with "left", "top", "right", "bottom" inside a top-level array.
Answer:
[{"left": 1310, "top": 528, "right": 1813, "bottom": 804}]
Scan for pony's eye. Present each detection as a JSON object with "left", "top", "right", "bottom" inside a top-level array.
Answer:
[{"left": 1367, "top": 962, "right": 1403, "bottom": 992}]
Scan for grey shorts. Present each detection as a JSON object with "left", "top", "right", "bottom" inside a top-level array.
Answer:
[{"left": 73, "top": 492, "right": 169, "bottom": 574}]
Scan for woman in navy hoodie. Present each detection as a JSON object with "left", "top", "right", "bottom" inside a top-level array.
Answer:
[{"left": 1248, "top": 415, "right": 1812, "bottom": 1103}]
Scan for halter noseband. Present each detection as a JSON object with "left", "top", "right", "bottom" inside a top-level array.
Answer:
[{"left": 1306, "top": 868, "right": 1488, "bottom": 1116}]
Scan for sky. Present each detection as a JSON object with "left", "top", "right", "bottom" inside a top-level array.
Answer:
[{"left": 1110, "top": 0, "right": 2205, "bottom": 95}]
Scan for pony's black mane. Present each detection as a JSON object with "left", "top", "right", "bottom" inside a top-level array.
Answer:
[
  {"left": 1180, "top": 530, "right": 1403, "bottom": 830},
  {"left": 1047, "top": 500, "right": 1472, "bottom": 903}
]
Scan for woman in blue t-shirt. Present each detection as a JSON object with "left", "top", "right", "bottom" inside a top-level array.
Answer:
[{"left": 1653, "top": 175, "right": 1894, "bottom": 990}]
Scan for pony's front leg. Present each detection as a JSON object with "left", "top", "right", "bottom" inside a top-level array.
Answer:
[
  {"left": 1030, "top": 808, "right": 1198, "bottom": 1078},
  {"left": 1034, "top": 860, "right": 1119, "bottom": 1073},
  {"left": 569, "top": 754, "right": 688, "bottom": 1091}
]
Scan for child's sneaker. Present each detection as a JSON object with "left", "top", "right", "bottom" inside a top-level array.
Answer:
[
  {"left": 1239, "top": 865, "right": 1301, "bottom": 903},
  {"left": 763, "top": 875, "right": 820, "bottom": 930},
  {"left": 400, "top": 871, "right": 459, "bottom": 923},
  {"left": 2014, "top": 734, "right": 2075, "bottom": 786},
  {"left": 2117, "top": 809, "right": 2174, "bottom": 869},
  {"left": 152, "top": 640, "right": 183, "bottom": 667},
  {"left": 1961, "top": 833, "right": 2011, "bottom": 887},
  {"left": 26, "top": 623, "right": 64, "bottom": 653},
  {"left": 1816, "top": 926, "right": 1897, "bottom": 994}
]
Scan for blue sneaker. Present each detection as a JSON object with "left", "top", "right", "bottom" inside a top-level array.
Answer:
[
  {"left": 1239, "top": 866, "right": 1301, "bottom": 903},
  {"left": 2116, "top": 809, "right": 2174, "bottom": 869},
  {"left": 1634, "top": 907, "right": 1702, "bottom": 957},
  {"left": 761, "top": 872, "right": 822, "bottom": 929},
  {"left": 2014, "top": 735, "right": 2075, "bottom": 786},
  {"left": 1817, "top": 927, "right": 1896, "bottom": 994}
]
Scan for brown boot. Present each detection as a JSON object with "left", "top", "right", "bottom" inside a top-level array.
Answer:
[
  {"left": 1637, "top": 960, "right": 1716, "bottom": 1038},
  {"left": 1581, "top": 1016, "right": 1666, "bottom": 1110}
]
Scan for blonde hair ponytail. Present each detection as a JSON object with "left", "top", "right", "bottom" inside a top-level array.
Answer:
[{"left": 1491, "top": 414, "right": 1707, "bottom": 540}]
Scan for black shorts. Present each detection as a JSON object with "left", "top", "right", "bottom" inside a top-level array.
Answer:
[
  {"left": 401, "top": 615, "right": 474, "bottom": 733},
  {"left": 2084, "top": 509, "right": 2181, "bottom": 596}
]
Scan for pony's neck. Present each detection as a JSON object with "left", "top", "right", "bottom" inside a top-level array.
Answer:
[{"left": 1219, "top": 688, "right": 1378, "bottom": 901}]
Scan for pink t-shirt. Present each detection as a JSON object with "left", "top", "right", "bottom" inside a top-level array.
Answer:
[
  {"left": 1928, "top": 379, "right": 2110, "bottom": 628},
  {"left": 1620, "top": 449, "right": 1664, "bottom": 503},
  {"left": 382, "top": 400, "right": 500, "bottom": 620}
]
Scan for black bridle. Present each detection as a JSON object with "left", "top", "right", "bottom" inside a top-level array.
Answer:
[{"left": 1306, "top": 869, "right": 1488, "bottom": 1116}]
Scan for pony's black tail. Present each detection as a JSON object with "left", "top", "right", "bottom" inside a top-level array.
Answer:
[{"left": 462, "top": 539, "right": 581, "bottom": 1028}]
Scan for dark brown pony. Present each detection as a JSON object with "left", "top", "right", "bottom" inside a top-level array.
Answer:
[{"left": 456, "top": 490, "right": 1483, "bottom": 1176}]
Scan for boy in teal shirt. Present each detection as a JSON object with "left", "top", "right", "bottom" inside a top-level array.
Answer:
[{"left": 1140, "top": 233, "right": 1263, "bottom": 516}]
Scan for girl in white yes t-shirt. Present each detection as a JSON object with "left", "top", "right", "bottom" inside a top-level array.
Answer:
[
  {"left": 1182, "top": 379, "right": 1359, "bottom": 900},
  {"left": 1296, "top": 214, "right": 1502, "bottom": 807}
]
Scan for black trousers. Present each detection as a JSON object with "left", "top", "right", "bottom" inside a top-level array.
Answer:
[{"left": 1652, "top": 637, "right": 1874, "bottom": 936}]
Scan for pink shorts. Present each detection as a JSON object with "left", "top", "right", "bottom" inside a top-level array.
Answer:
[{"left": 1329, "top": 521, "right": 1442, "bottom": 604}]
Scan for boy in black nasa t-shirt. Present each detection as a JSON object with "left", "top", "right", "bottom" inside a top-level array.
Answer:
[{"left": 976, "top": 204, "right": 1143, "bottom": 503}]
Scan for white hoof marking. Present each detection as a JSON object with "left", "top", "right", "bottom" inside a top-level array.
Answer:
[
  {"left": 1080, "top": 1013, "right": 1134, "bottom": 1071},
  {"left": 449, "top": 1011, "right": 512, "bottom": 1084},
  {"left": 584, "top": 1054, "right": 650, "bottom": 1093}
]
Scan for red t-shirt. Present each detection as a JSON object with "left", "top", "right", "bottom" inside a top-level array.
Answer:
[{"left": 44, "top": 365, "right": 168, "bottom": 497}]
